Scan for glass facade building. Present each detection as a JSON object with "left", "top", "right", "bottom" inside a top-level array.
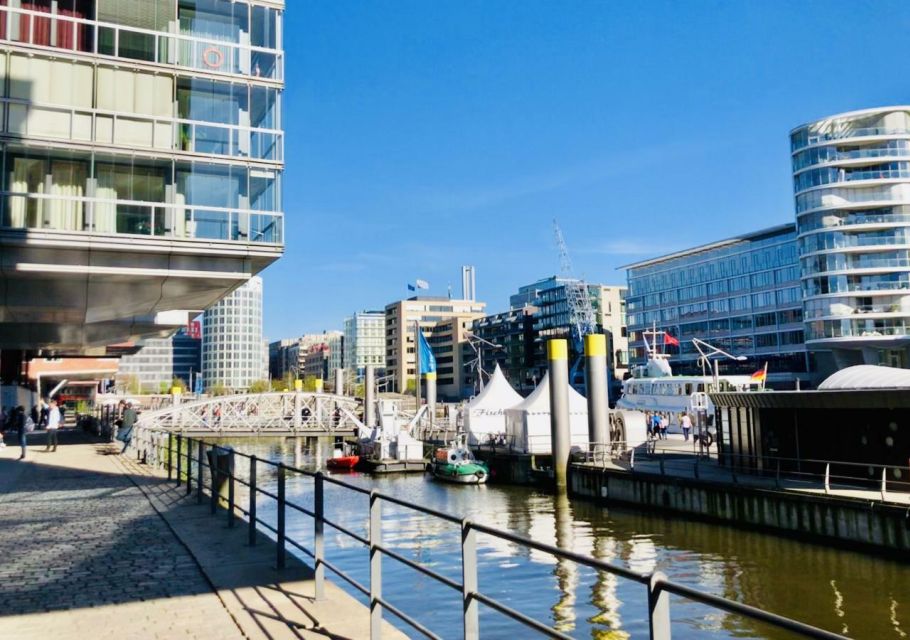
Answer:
[
  {"left": 117, "top": 324, "right": 201, "bottom": 393},
  {"left": 792, "top": 107, "right": 910, "bottom": 370},
  {"left": 202, "top": 276, "right": 264, "bottom": 390},
  {"left": 625, "top": 224, "right": 810, "bottom": 386},
  {"left": 0, "top": 1, "right": 284, "bottom": 352},
  {"left": 343, "top": 311, "right": 386, "bottom": 381}
]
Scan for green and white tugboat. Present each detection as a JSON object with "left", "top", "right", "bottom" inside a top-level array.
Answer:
[{"left": 428, "top": 435, "right": 489, "bottom": 484}]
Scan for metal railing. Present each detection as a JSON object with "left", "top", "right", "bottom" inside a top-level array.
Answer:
[
  {"left": 131, "top": 426, "right": 848, "bottom": 640},
  {"left": 582, "top": 440, "right": 910, "bottom": 500}
]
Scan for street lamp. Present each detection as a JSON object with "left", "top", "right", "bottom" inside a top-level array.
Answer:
[{"left": 692, "top": 337, "right": 747, "bottom": 391}]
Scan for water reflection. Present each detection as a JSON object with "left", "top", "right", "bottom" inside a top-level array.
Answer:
[{"left": 220, "top": 436, "right": 910, "bottom": 639}]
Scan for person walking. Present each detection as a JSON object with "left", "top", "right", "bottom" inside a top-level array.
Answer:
[
  {"left": 16, "top": 406, "right": 31, "bottom": 460},
  {"left": 681, "top": 412, "right": 692, "bottom": 442},
  {"left": 118, "top": 402, "right": 137, "bottom": 454},
  {"left": 659, "top": 413, "right": 669, "bottom": 440},
  {"left": 45, "top": 399, "right": 61, "bottom": 452}
]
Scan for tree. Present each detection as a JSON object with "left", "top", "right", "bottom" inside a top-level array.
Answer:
[
  {"left": 209, "top": 382, "right": 229, "bottom": 396},
  {"left": 248, "top": 379, "right": 270, "bottom": 393},
  {"left": 302, "top": 375, "right": 319, "bottom": 392}
]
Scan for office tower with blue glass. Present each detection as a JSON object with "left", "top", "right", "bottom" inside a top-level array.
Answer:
[
  {"left": 791, "top": 107, "right": 910, "bottom": 372},
  {"left": 624, "top": 225, "right": 810, "bottom": 387},
  {"left": 0, "top": 1, "right": 284, "bottom": 353}
]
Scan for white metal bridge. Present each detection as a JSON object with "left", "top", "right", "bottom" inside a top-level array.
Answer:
[{"left": 134, "top": 392, "right": 367, "bottom": 435}]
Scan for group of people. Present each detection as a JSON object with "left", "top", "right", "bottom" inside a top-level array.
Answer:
[
  {"left": 644, "top": 410, "right": 694, "bottom": 442},
  {"left": 0, "top": 399, "right": 63, "bottom": 460}
]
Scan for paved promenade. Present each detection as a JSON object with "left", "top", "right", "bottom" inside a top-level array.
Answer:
[{"left": 0, "top": 430, "right": 406, "bottom": 640}]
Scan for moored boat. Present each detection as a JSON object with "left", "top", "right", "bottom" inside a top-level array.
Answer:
[
  {"left": 326, "top": 455, "right": 360, "bottom": 470},
  {"left": 428, "top": 436, "right": 489, "bottom": 484}
]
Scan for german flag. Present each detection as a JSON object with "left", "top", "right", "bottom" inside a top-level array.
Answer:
[{"left": 750, "top": 369, "right": 766, "bottom": 382}]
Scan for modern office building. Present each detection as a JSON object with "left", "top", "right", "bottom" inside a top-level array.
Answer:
[
  {"left": 792, "top": 107, "right": 910, "bottom": 373},
  {"left": 268, "top": 337, "right": 297, "bottom": 379},
  {"left": 384, "top": 296, "right": 486, "bottom": 400},
  {"left": 0, "top": 1, "right": 285, "bottom": 355},
  {"left": 624, "top": 224, "right": 810, "bottom": 387},
  {"left": 117, "top": 321, "right": 202, "bottom": 392},
  {"left": 325, "top": 331, "right": 344, "bottom": 375},
  {"left": 343, "top": 311, "right": 386, "bottom": 380},
  {"left": 468, "top": 307, "right": 537, "bottom": 393},
  {"left": 509, "top": 276, "right": 627, "bottom": 385},
  {"left": 302, "top": 342, "right": 329, "bottom": 381},
  {"left": 202, "top": 275, "right": 263, "bottom": 390}
]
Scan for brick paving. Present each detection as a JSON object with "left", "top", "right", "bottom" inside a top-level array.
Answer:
[{"left": 0, "top": 430, "right": 245, "bottom": 639}]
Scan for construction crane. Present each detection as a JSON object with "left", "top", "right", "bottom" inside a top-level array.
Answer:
[{"left": 553, "top": 220, "right": 599, "bottom": 390}]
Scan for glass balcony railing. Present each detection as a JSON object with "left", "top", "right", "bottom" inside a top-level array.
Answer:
[
  {"left": 793, "top": 125, "right": 910, "bottom": 151},
  {"left": 0, "top": 192, "right": 282, "bottom": 244},
  {"left": 0, "top": 98, "right": 283, "bottom": 162},
  {"left": 0, "top": 5, "right": 283, "bottom": 82},
  {"left": 799, "top": 233, "right": 910, "bottom": 254},
  {"left": 792, "top": 145, "right": 910, "bottom": 172},
  {"left": 798, "top": 212, "right": 910, "bottom": 233},
  {"left": 807, "top": 321, "right": 910, "bottom": 340}
]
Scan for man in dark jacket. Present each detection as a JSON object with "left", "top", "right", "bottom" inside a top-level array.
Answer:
[
  {"left": 119, "top": 403, "right": 138, "bottom": 454},
  {"left": 16, "top": 406, "right": 28, "bottom": 460}
]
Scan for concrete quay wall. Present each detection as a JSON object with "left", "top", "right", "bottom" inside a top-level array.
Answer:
[{"left": 571, "top": 465, "right": 910, "bottom": 556}]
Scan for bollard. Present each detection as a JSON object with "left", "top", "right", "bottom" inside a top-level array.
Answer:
[
  {"left": 248, "top": 456, "right": 258, "bottom": 546},
  {"left": 369, "top": 491, "right": 383, "bottom": 638},
  {"left": 547, "top": 339, "right": 571, "bottom": 492},
  {"left": 365, "top": 365, "right": 376, "bottom": 427},
  {"left": 334, "top": 368, "right": 344, "bottom": 396},
  {"left": 206, "top": 446, "right": 234, "bottom": 516},
  {"left": 462, "top": 520, "right": 479, "bottom": 640},
  {"left": 314, "top": 472, "right": 325, "bottom": 600},
  {"left": 277, "top": 464, "right": 286, "bottom": 570},
  {"left": 584, "top": 334, "right": 609, "bottom": 447}
]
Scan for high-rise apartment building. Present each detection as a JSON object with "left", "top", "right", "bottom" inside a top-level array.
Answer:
[
  {"left": 344, "top": 311, "right": 386, "bottom": 380},
  {"left": 385, "top": 297, "right": 486, "bottom": 400},
  {"left": 792, "top": 107, "right": 910, "bottom": 372},
  {"left": 0, "top": 1, "right": 285, "bottom": 354},
  {"left": 624, "top": 224, "right": 810, "bottom": 387},
  {"left": 117, "top": 321, "right": 202, "bottom": 392},
  {"left": 202, "top": 276, "right": 263, "bottom": 390}
]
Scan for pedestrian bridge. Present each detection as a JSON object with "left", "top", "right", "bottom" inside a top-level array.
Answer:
[{"left": 135, "top": 392, "right": 366, "bottom": 436}]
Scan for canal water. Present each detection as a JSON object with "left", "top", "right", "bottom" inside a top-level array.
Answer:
[{"left": 225, "top": 437, "right": 909, "bottom": 640}]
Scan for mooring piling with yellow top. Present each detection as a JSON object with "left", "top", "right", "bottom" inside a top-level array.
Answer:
[{"left": 547, "top": 338, "right": 571, "bottom": 491}]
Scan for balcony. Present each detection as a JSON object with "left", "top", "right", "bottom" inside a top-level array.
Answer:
[{"left": 0, "top": 5, "right": 283, "bottom": 82}]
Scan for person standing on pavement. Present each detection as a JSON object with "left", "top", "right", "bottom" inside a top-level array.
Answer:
[
  {"left": 119, "top": 402, "right": 138, "bottom": 454},
  {"left": 45, "top": 400, "right": 61, "bottom": 452},
  {"left": 16, "top": 406, "right": 29, "bottom": 460},
  {"left": 681, "top": 412, "right": 692, "bottom": 442},
  {"left": 659, "top": 413, "right": 669, "bottom": 440}
]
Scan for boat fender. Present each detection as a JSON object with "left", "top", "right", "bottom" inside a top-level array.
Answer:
[{"left": 475, "top": 470, "right": 485, "bottom": 479}]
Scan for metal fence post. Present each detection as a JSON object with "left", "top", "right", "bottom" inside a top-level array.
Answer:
[
  {"left": 369, "top": 491, "right": 382, "bottom": 639},
  {"left": 186, "top": 437, "right": 192, "bottom": 495},
  {"left": 277, "top": 464, "right": 286, "bottom": 570},
  {"left": 314, "top": 472, "right": 325, "bottom": 600},
  {"left": 210, "top": 445, "right": 218, "bottom": 514},
  {"left": 248, "top": 455, "right": 257, "bottom": 546},
  {"left": 648, "top": 571, "right": 671, "bottom": 640},
  {"left": 176, "top": 434, "right": 183, "bottom": 486},
  {"left": 881, "top": 466, "right": 887, "bottom": 501},
  {"left": 824, "top": 463, "right": 830, "bottom": 495},
  {"left": 196, "top": 440, "right": 204, "bottom": 504},
  {"left": 775, "top": 459, "right": 781, "bottom": 489},
  {"left": 694, "top": 456, "right": 699, "bottom": 480},
  {"left": 167, "top": 433, "right": 173, "bottom": 480},
  {"left": 659, "top": 451, "right": 665, "bottom": 475},
  {"left": 227, "top": 450, "right": 235, "bottom": 528},
  {"left": 461, "top": 519, "right": 479, "bottom": 640}
]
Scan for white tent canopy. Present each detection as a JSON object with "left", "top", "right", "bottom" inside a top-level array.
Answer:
[
  {"left": 463, "top": 365, "right": 523, "bottom": 445},
  {"left": 819, "top": 365, "right": 910, "bottom": 390},
  {"left": 504, "top": 372, "right": 589, "bottom": 454}
]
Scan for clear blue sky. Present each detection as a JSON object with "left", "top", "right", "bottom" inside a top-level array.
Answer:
[{"left": 262, "top": 0, "right": 910, "bottom": 340}]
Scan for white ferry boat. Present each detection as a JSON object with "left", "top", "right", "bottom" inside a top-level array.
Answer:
[{"left": 616, "top": 331, "right": 764, "bottom": 430}]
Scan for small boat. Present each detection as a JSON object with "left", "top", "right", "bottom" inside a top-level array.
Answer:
[
  {"left": 326, "top": 443, "right": 360, "bottom": 471},
  {"left": 429, "top": 436, "right": 489, "bottom": 484}
]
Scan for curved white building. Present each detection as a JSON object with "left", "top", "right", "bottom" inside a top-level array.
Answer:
[
  {"left": 792, "top": 107, "right": 910, "bottom": 370},
  {"left": 203, "top": 276, "right": 264, "bottom": 391}
]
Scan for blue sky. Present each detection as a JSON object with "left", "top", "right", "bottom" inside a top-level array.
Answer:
[{"left": 262, "top": 0, "right": 910, "bottom": 340}]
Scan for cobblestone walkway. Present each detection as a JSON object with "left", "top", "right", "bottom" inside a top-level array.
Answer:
[{"left": 0, "top": 431, "right": 245, "bottom": 639}]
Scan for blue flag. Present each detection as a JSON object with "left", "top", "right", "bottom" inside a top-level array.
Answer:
[
  {"left": 407, "top": 283, "right": 416, "bottom": 291},
  {"left": 417, "top": 326, "right": 437, "bottom": 375}
]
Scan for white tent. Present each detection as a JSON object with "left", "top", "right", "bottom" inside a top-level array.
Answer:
[
  {"left": 463, "top": 365, "right": 524, "bottom": 445},
  {"left": 504, "top": 372, "right": 589, "bottom": 454}
]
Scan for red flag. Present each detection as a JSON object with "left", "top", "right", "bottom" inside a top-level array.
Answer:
[
  {"left": 664, "top": 334, "right": 679, "bottom": 347},
  {"left": 750, "top": 369, "right": 766, "bottom": 382}
]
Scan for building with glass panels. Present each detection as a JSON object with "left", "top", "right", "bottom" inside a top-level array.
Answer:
[
  {"left": 116, "top": 322, "right": 201, "bottom": 393},
  {"left": 343, "top": 311, "right": 386, "bottom": 381},
  {"left": 624, "top": 225, "right": 810, "bottom": 387},
  {"left": 0, "top": 1, "right": 284, "bottom": 354},
  {"left": 791, "top": 107, "right": 910, "bottom": 372},
  {"left": 202, "top": 275, "right": 263, "bottom": 390}
]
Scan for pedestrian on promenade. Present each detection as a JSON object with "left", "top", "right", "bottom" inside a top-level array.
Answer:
[
  {"left": 650, "top": 412, "right": 661, "bottom": 439},
  {"left": 659, "top": 413, "right": 669, "bottom": 440},
  {"left": 118, "top": 402, "right": 138, "bottom": 454},
  {"left": 681, "top": 412, "right": 692, "bottom": 442},
  {"left": 0, "top": 406, "right": 7, "bottom": 449},
  {"left": 16, "top": 406, "right": 32, "bottom": 460},
  {"left": 46, "top": 399, "right": 61, "bottom": 452}
]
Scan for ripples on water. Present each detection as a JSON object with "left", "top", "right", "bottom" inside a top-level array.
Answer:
[{"left": 226, "top": 437, "right": 910, "bottom": 639}]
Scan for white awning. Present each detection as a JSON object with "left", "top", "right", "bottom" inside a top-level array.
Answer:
[{"left": 818, "top": 365, "right": 910, "bottom": 390}]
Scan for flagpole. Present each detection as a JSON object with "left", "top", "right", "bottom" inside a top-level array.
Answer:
[
  {"left": 415, "top": 320, "right": 421, "bottom": 410},
  {"left": 762, "top": 361, "right": 769, "bottom": 390}
]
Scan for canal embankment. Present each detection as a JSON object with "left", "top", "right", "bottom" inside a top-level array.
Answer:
[{"left": 571, "top": 462, "right": 910, "bottom": 557}]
